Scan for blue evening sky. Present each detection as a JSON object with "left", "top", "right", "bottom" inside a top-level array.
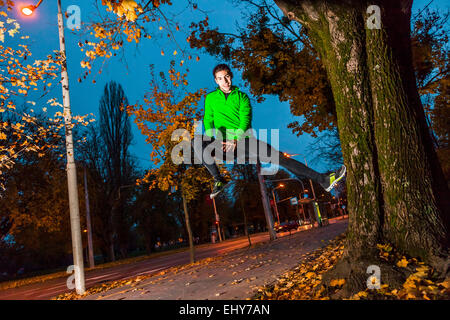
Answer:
[{"left": 7, "top": 0, "right": 448, "bottom": 174}]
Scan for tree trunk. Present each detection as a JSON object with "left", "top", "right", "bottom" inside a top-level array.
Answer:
[
  {"left": 108, "top": 241, "right": 115, "bottom": 262},
  {"left": 364, "top": 0, "right": 449, "bottom": 263},
  {"left": 108, "top": 206, "right": 116, "bottom": 262},
  {"left": 241, "top": 196, "right": 252, "bottom": 247},
  {"left": 181, "top": 188, "right": 195, "bottom": 264},
  {"left": 273, "top": 0, "right": 449, "bottom": 294},
  {"left": 144, "top": 233, "right": 152, "bottom": 255}
]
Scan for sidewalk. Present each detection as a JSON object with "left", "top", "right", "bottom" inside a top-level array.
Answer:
[{"left": 80, "top": 219, "right": 348, "bottom": 300}]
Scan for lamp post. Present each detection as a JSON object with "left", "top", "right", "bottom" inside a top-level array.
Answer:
[
  {"left": 270, "top": 177, "right": 305, "bottom": 195},
  {"left": 271, "top": 184, "right": 284, "bottom": 226},
  {"left": 83, "top": 166, "right": 95, "bottom": 269},
  {"left": 22, "top": 0, "right": 85, "bottom": 294},
  {"left": 270, "top": 178, "right": 307, "bottom": 224},
  {"left": 256, "top": 161, "right": 277, "bottom": 240},
  {"left": 283, "top": 152, "right": 321, "bottom": 227},
  {"left": 283, "top": 153, "right": 317, "bottom": 200}
]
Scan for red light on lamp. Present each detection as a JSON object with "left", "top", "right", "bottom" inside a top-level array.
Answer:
[{"left": 21, "top": 6, "right": 35, "bottom": 16}]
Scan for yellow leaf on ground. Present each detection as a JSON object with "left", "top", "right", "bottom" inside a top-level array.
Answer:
[
  {"left": 357, "top": 291, "right": 368, "bottom": 298},
  {"left": 406, "top": 292, "right": 416, "bottom": 299},
  {"left": 330, "top": 279, "right": 346, "bottom": 287},
  {"left": 438, "top": 279, "right": 449, "bottom": 289},
  {"left": 403, "top": 280, "right": 416, "bottom": 290},
  {"left": 396, "top": 258, "right": 409, "bottom": 268},
  {"left": 414, "top": 266, "right": 429, "bottom": 278}
]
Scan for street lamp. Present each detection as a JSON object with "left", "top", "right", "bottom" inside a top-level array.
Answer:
[
  {"left": 22, "top": 0, "right": 85, "bottom": 294},
  {"left": 270, "top": 177, "right": 305, "bottom": 197},
  {"left": 21, "top": 6, "right": 34, "bottom": 15},
  {"left": 21, "top": 0, "right": 42, "bottom": 15},
  {"left": 272, "top": 184, "right": 284, "bottom": 226},
  {"left": 270, "top": 177, "right": 307, "bottom": 225},
  {"left": 256, "top": 161, "right": 277, "bottom": 241},
  {"left": 284, "top": 152, "right": 317, "bottom": 200}
]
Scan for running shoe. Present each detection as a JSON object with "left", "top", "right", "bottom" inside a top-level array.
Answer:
[
  {"left": 324, "top": 165, "right": 346, "bottom": 192},
  {"left": 210, "top": 178, "right": 227, "bottom": 199}
]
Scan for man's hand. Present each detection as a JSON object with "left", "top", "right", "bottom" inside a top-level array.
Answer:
[{"left": 222, "top": 140, "right": 237, "bottom": 153}]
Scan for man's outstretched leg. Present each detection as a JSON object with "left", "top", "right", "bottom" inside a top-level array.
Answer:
[
  {"left": 239, "top": 136, "right": 346, "bottom": 191},
  {"left": 279, "top": 152, "right": 346, "bottom": 192}
]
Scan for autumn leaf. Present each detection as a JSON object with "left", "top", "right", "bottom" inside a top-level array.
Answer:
[
  {"left": 329, "top": 279, "right": 346, "bottom": 287},
  {"left": 396, "top": 257, "right": 409, "bottom": 268}
]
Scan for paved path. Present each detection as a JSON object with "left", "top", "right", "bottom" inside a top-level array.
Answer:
[
  {"left": 82, "top": 219, "right": 348, "bottom": 300},
  {"left": 0, "top": 218, "right": 347, "bottom": 300},
  {"left": 0, "top": 232, "right": 270, "bottom": 300}
]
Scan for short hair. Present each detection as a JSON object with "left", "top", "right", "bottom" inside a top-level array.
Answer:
[{"left": 213, "top": 64, "right": 233, "bottom": 79}]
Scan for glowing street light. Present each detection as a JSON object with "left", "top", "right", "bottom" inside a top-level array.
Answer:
[
  {"left": 21, "top": 0, "right": 42, "bottom": 16},
  {"left": 21, "top": 6, "right": 34, "bottom": 16},
  {"left": 283, "top": 152, "right": 300, "bottom": 158}
]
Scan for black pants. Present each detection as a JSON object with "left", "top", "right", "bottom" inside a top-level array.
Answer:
[{"left": 190, "top": 135, "right": 325, "bottom": 185}]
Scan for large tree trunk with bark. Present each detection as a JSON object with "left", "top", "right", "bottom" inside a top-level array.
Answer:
[{"left": 274, "top": 0, "right": 449, "bottom": 294}]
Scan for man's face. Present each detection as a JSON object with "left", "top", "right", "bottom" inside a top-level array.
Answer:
[{"left": 214, "top": 70, "right": 232, "bottom": 93}]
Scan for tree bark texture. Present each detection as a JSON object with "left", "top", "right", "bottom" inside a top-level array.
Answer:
[{"left": 273, "top": 0, "right": 449, "bottom": 269}]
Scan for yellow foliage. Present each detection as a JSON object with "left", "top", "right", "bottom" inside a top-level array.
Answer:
[
  {"left": 330, "top": 279, "right": 346, "bottom": 287},
  {"left": 396, "top": 257, "right": 409, "bottom": 268}
]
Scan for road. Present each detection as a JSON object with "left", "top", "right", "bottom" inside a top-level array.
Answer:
[{"left": 0, "top": 217, "right": 347, "bottom": 300}]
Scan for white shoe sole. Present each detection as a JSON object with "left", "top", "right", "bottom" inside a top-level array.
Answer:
[
  {"left": 210, "top": 192, "right": 220, "bottom": 199},
  {"left": 325, "top": 165, "right": 346, "bottom": 192}
]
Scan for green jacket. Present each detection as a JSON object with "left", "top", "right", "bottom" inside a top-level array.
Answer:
[{"left": 203, "top": 86, "right": 252, "bottom": 140}]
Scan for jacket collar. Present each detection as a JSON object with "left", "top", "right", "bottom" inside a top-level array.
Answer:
[{"left": 216, "top": 86, "right": 239, "bottom": 95}]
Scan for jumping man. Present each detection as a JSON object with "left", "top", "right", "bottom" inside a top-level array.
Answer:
[{"left": 191, "top": 64, "right": 346, "bottom": 199}]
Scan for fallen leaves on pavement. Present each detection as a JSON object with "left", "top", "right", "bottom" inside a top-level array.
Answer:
[
  {"left": 253, "top": 236, "right": 345, "bottom": 300},
  {"left": 53, "top": 257, "right": 221, "bottom": 300},
  {"left": 253, "top": 235, "right": 450, "bottom": 300}
]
